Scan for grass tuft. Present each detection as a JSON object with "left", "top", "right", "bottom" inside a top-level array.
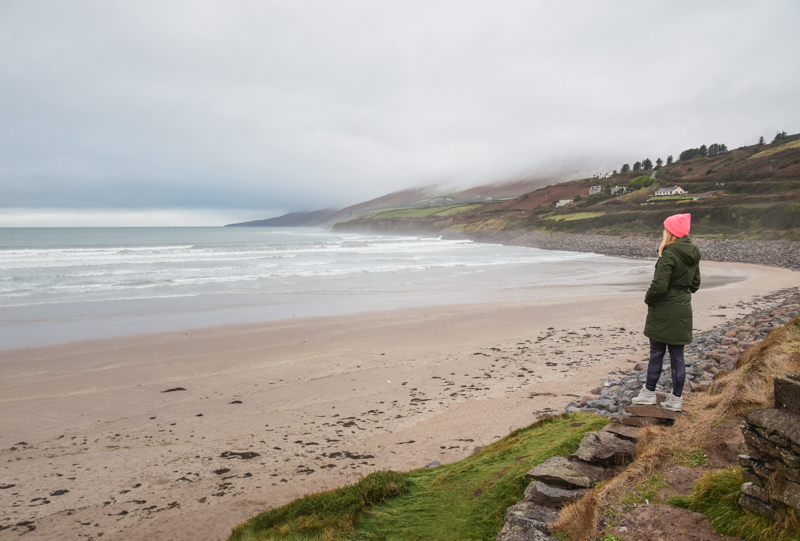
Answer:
[
  {"left": 668, "top": 468, "right": 800, "bottom": 541},
  {"left": 227, "top": 470, "right": 407, "bottom": 541}
]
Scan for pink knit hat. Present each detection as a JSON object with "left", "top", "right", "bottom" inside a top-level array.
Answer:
[{"left": 664, "top": 213, "right": 691, "bottom": 237}]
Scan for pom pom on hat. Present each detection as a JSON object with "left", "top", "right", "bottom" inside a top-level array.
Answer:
[{"left": 664, "top": 213, "right": 691, "bottom": 237}]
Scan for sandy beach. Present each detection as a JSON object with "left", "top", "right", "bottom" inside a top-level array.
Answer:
[{"left": 1, "top": 260, "right": 798, "bottom": 541}]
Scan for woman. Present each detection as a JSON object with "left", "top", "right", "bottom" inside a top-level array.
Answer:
[{"left": 632, "top": 213, "right": 701, "bottom": 412}]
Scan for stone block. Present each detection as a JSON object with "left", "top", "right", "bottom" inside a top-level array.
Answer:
[
  {"left": 568, "top": 457, "right": 614, "bottom": 484},
  {"left": 738, "top": 494, "right": 781, "bottom": 521},
  {"left": 738, "top": 454, "right": 755, "bottom": 468},
  {"left": 523, "top": 481, "right": 585, "bottom": 508},
  {"left": 504, "top": 501, "right": 559, "bottom": 534},
  {"left": 743, "top": 428, "right": 800, "bottom": 468},
  {"left": 617, "top": 416, "right": 671, "bottom": 428},
  {"left": 775, "top": 374, "right": 800, "bottom": 414},
  {"left": 738, "top": 442, "right": 768, "bottom": 462},
  {"left": 625, "top": 405, "right": 680, "bottom": 421},
  {"left": 525, "top": 456, "right": 592, "bottom": 489},
  {"left": 742, "top": 469, "right": 764, "bottom": 487},
  {"left": 742, "top": 482, "right": 770, "bottom": 502},
  {"left": 745, "top": 408, "right": 800, "bottom": 448},
  {"left": 736, "top": 454, "right": 775, "bottom": 480},
  {"left": 602, "top": 423, "right": 643, "bottom": 441},
  {"left": 769, "top": 477, "right": 800, "bottom": 510},
  {"left": 775, "top": 462, "right": 800, "bottom": 484},
  {"left": 571, "top": 430, "right": 634, "bottom": 467},
  {"left": 756, "top": 424, "right": 790, "bottom": 448}
]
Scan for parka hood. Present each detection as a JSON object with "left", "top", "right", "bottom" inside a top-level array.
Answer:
[{"left": 665, "top": 236, "right": 701, "bottom": 266}]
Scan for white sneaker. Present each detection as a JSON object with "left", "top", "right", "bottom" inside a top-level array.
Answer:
[
  {"left": 632, "top": 385, "right": 657, "bottom": 405},
  {"left": 661, "top": 393, "right": 683, "bottom": 412}
]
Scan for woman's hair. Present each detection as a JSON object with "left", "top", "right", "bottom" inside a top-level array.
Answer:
[{"left": 658, "top": 228, "right": 678, "bottom": 257}]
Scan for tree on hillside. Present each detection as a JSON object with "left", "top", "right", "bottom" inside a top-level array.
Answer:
[
  {"left": 621, "top": 163, "right": 630, "bottom": 173},
  {"left": 642, "top": 158, "right": 653, "bottom": 170},
  {"left": 679, "top": 148, "right": 699, "bottom": 161},
  {"left": 772, "top": 131, "right": 788, "bottom": 143},
  {"left": 666, "top": 155, "right": 673, "bottom": 165},
  {"left": 698, "top": 144, "right": 708, "bottom": 157},
  {"left": 630, "top": 175, "right": 656, "bottom": 190},
  {"left": 633, "top": 161, "right": 642, "bottom": 171},
  {"left": 613, "top": 169, "right": 618, "bottom": 175},
  {"left": 656, "top": 157, "right": 663, "bottom": 169},
  {"left": 759, "top": 136, "right": 765, "bottom": 145}
]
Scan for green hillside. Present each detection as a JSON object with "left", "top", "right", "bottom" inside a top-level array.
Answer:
[{"left": 333, "top": 133, "right": 800, "bottom": 240}]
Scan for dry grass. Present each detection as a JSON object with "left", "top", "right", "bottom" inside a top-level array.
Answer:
[{"left": 551, "top": 316, "right": 800, "bottom": 541}]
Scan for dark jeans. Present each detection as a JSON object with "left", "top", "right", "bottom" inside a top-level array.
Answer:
[{"left": 645, "top": 339, "right": 685, "bottom": 397}]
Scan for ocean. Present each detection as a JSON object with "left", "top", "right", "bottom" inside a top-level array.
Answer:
[{"left": 0, "top": 227, "right": 653, "bottom": 350}]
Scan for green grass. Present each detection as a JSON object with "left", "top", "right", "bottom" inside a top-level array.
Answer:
[
  {"left": 370, "top": 205, "right": 474, "bottom": 219},
  {"left": 748, "top": 138, "right": 800, "bottom": 160},
  {"left": 546, "top": 212, "right": 604, "bottom": 221},
  {"left": 431, "top": 204, "right": 482, "bottom": 217},
  {"left": 677, "top": 449, "right": 710, "bottom": 468},
  {"left": 668, "top": 469, "right": 800, "bottom": 541},
  {"left": 646, "top": 196, "right": 697, "bottom": 202},
  {"left": 620, "top": 474, "right": 668, "bottom": 511},
  {"left": 227, "top": 412, "right": 608, "bottom": 541}
]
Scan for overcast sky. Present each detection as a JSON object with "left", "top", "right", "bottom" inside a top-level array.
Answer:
[{"left": 1, "top": 1, "right": 798, "bottom": 226}]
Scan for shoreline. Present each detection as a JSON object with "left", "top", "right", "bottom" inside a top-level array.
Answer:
[
  {"left": 442, "top": 230, "right": 800, "bottom": 272},
  {"left": 1, "top": 261, "right": 798, "bottom": 540}
]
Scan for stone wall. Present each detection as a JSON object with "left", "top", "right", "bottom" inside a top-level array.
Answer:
[{"left": 738, "top": 374, "right": 800, "bottom": 520}]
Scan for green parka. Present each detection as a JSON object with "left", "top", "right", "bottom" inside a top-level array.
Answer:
[{"left": 644, "top": 236, "right": 702, "bottom": 345}]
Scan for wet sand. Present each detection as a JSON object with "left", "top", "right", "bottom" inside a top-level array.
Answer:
[{"left": 0, "top": 261, "right": 797, "bottom": 540}]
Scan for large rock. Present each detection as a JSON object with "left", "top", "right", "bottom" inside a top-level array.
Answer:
[
  {"left": 524, "top": 456, "right": 592, "bottom": 489},
  {"left": 523, "top": 481, "right": 585, "bottom": 508},
  {"left": 775, "top": 373, "right": 800, "bottom": 414},
  {"left": 571, "top": 430, "right": 634, "bottom": 466}
]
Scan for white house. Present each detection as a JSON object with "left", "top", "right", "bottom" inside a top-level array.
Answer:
[
  {"left": 589, "top": 185, "right": 602, "bottom": 195},
  {"left": 654, "top": 186, "right": 686, "bottom": 196},
  {"left": 555, "top": 199, "right": 573, "bottom": 207}
]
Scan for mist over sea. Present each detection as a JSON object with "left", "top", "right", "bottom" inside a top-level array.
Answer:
[{"left": 0, "top": 227, "right": 653, "bottom": 350}]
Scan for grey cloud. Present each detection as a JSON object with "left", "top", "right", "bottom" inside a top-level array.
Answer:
[{"left": 1, "top": 1, "right": 798, "bottom": 219}]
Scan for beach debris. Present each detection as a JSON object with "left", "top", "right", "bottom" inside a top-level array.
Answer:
[
  {"left": 161, "top": 387, "right": 186, "bottom": 393},
  {"left": 49, "top": 489, "right": 68, "bottom": 496},
  {"left": 229, "top": 400, "right": 242, "bottom": 404},
  {"left": 220, "top": 451, "right": 260, "bottom": 460},
  {"left": 424, "top": 461, "right": 441, "bottom": 468},
  {"left": 213, "top": 468, "right": 230, "bottom": 475}
]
